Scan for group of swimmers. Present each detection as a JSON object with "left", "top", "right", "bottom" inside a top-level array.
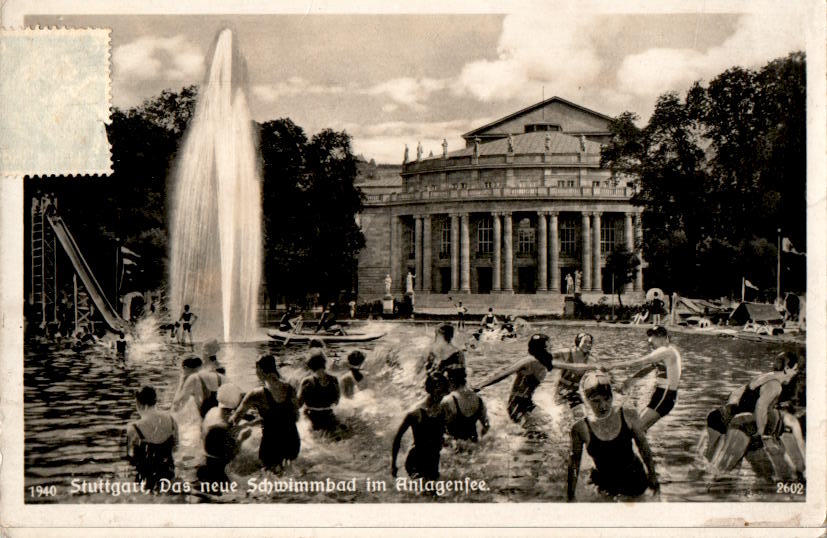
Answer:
[
  {"left": 125, "top": 320, "right": 804, "bottom": 501},
  {"left": 125, "top": 337, "right": 370, "bottom": 491}
]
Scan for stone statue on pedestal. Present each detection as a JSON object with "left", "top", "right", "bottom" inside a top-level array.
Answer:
[
  {"left": 403, "top": 145, "right": 409, "bottom": 164},
  {"left": 442, "top": 138, "right": 448, "bottom": 158},
  {"left": 384, "top": 274, "right": 392, "bottom": 297},
  {"left": 416, "top": 142, "right": 423, "bottom": 161},
  {"left": 406, "top": 271, "right": 415, "bottom": 295}
]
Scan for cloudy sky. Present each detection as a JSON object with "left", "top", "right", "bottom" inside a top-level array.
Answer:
[{"left": 31, "top": 7, "right": 808, "bottom": 164}]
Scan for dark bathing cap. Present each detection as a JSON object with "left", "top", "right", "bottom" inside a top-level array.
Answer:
[
  {"left": 646, "top": 325, "right": 668, "bottom": 337},
  {"left": 347, "top": 350, "right": 366, "bottom": 367},
  {"left": 528, "top": 333, "right": 550, "bottom": 357},
  {"left": 256, "top": 354, "right": 278, "bottom": 376},
  {"left": 182, "top": 356, "right": 203, "bottom": 369},
  {"left": 307, "top": 349, "right": 327, "bottom": 371},
  {"left": 135, "top": 386, "right": 157, "bottom": 406}
]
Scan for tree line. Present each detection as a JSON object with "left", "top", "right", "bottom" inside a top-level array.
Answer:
[
  {"left": 25, "top": 85, "right": 364, "bottom": 310},
  {"left": 601, "top": 52, "right": 806, "bottom": 299}
]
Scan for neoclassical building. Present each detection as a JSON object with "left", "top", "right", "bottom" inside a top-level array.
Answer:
[{"left": 356, "top": 97, "right": 644, "bottom": 311}]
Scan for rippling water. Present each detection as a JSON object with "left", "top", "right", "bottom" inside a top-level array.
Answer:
[{"left": 24, "top": 319, "right": 805, "bottom": 503}]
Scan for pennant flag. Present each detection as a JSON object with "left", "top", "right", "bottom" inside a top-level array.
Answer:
[
  {"left": 120, "top": 246, "right": 141, "bottom": 258},
  {"left": 744, "top": 279, "right": 759, "bottom": 290},
  {"left": 122, "top": 258, "right": 137, "bottom": 266},
  {"left": 782, "top": 237, "right": 805, "bottom": 255}
]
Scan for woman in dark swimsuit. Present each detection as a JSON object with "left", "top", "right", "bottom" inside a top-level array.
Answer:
[
  {"left": 298, "top": 350, "right": 342, "bottom": 432},
  {"left": 442, "top": 368, "right": 489, "bottom": 443},
  {"left": 567, "top": 371, "right": 659, "bottom": 501},
  {"left": 229, "top": 355, "right": 300, "bottom": 471},
  {"left": 126, "top": 386, "right": 178, "bottom": 490},
  {"left": 391, "top": 374, "right": 450, "bottom": 480}
]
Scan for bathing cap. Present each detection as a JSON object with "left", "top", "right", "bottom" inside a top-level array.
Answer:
[
  {"left": 580, "top": 370, "right": 612, "bottom": 396},
  {"left": 347, "top": 350, "right": 366, "bottom": 367},
  {"left": 574, "top": 332, "right": 593, "bottom": 347},
  {"left": 182, "top": 356, "right": 203, "bottom": 370},
  {"left": 528, "top": 333, "right": 550, "bottom": 357},
  {"left": 202, "top": 339, "right": 220, "bottom": 357},
  {"left": 217, "top": 384, "right": 243, "bottom": 409},
  {"left": 306, "top": 349, "right": 327, "bottom": 371}
]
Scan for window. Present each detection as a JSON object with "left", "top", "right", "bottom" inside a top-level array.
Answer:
[
  {"left": 408, "top": 227, "right": 416, "bottom": 259},
  {"left": 557, "top": 178, "right": 576, "bottom": 188},
  {"left": 477, "top": 218, "right": 493, "bottom": 255},
  {"left": 517, "top": 218, "right": 535, "bottom": 254},
  {"left": 592, "top": 180, "right": 602, "bottom": 188},
  {"left": 601, "top": 218, "right": 615, "bottom": 254},
  {"left": 560, "top": 219, "right": 576, "bottom": 255},
  {"left": 484, "top": 181, "right": 494, "bottom": 189},
  {"left": 440, "top": 220, "right": 451, "bottom": 258}
]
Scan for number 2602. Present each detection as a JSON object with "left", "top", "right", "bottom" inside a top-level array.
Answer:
[{"left": 776, "top": 482, "right": 805, "bottom": 495}]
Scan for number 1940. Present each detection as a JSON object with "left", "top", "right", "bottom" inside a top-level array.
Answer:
[{"left": 776, "top": 482, "right": 805, "bottom": 495}]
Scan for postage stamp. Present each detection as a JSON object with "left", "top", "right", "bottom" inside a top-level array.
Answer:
[{"left": 0, "top": 0, "right": 825, "bottom": 534}]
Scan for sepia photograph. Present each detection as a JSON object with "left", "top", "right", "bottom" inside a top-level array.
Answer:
[{"left": 1, "top": 0, "right": 825, "bottom": 532}]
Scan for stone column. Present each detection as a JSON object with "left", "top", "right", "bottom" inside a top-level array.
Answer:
[
  {"left": 581, "top": 212, "right": 592, "bottom": 291},
  {"left": 422, "top": 214, "right": 432, "bottom": 293},
  {"left": 414, "top": 215, "right": 423, "bottom": 291},
  {"left": 390, "top": 215, "right": 400, "bottom": 293},
  {"left": 503, "top": 212, "right": 513, "bottom": 293},
  {"left": 450, "top": 214, "right": 459, "bottom": 292},
  {"left": 460, "top": 213, "right": 471, "bottom": 293},
  {"left": 537, "top": 211, "right": 548, "bottom": 291},
  {"left": 549, "top": 211, "right": 560, "bottom": 292},
  {"left": 492, "top": 212, "right": 502, "bottom": 292},
  {"left": 635, "top": 212, "right": 644, "bottom": 291},
  {"left": 592, "top": 211, "right": 602, "bottom": 292}
]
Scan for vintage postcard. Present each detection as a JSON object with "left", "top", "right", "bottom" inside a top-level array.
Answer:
[{"left": 0, "top": 0, "right": 825, "bottom": 534}]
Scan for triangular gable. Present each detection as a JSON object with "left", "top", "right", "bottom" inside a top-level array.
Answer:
[{"left": 462, "top": 96, "right": 613, "bottom": 140}]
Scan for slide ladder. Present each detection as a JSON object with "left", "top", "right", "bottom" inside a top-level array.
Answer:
[{"left": 43, "top": 211, "right": 126, "bottom": 332}]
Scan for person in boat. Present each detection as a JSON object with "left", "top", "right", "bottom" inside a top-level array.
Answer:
[
  {"left": 198, "top": 383, "right": 244, "bottom": 485},
  {"left": 555, "top": 332, "right": 595, "bottom": 421},
  {"left": 704, "top": 351, "right": 803, "bottom": 470},
  {"left": 422, "top": 324, "right": 465, "bottom": 381},
  {"left": 567, "top": 371, "right": 659, "bottom": 501},
  {"left": 228, "top": 355, "right": 301, "bottom": 471},
  {"left": 441, "top": 367, "right": 489, "bottom": 443},
  {"left": 340, "top": 350, "right": 368, "bottom": 398},
  {"left": 126, "top": 386, "right": 178, "bottom": 491},
  {"left": 279, "top": 306, "right": 302, "bottom": 333},
  {"left": 615, "top": 325, "right": 682, "bottom": 432},
  {"left": 178, "top": 305, "right": 197, "bottom": 346},
  {"left": 315, "top": 303, "right": 346, "bottom": 336},
  {"left": 172, "top": 354, "right": 226, "bottom": 418},
  {"left": 298, "top": 350, "right": 343, "bottom": 433},
  {"left": 474, "top": 333, "right": 597, "bottom": 424},
  {"left": 391, "top": 373, "right": 450, "bottom": 480}
]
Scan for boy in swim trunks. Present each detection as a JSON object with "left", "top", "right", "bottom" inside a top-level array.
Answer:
[
  {"left": 178, "top": 305, "right": 197, "bottom": 347},
  {"left": 615, "top": 325, "right": 681, "bottom": 431}
]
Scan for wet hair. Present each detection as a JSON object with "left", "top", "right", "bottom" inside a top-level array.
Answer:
[
  {"left": 182, "top": 356, "right": 203, "bottom": 370},
  {"left": 646, "top": 325, "right": 668, "bottom": 338},
  {"left": 488, "top": 308, "right": 493, "bottom": 313},
  {"left": 135, "top": 386, "right": 157, "bottom": 406},
  {"left": 445, "top": 367, "right": 467, "bottom": 387},
  {"left": 574, "top": 332, "right": 593, "bottom": 347},
  {"left": 184, "top": 305, "right": 190, "bottom": 311},
  {"left": 528, "top": 333, "right": 554, "bottom": 369},
  {"left": 307, "top": 349, "right": 327, "bottom": 371},
  {"left": 437, "top": 324, "right": 454, "bottom": 342},
  {"left": 308, "top": 339, "right": 325, "bottom": 349},
  {"left": 347, "top": 350, "right": 366, "bottom": 367},
  {"left": 425, "top": 373, "right": 449, "bottom": 397},
  {"left": 256, "top": 354, "right": 279, "bottom": 377},
  {"left": 773, "top": 351, "right": 799, "bottom": 372}
]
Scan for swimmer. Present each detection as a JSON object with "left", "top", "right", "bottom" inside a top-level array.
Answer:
[
  {"left": 422, "top": 324, "right": 465, "bottom": 379},
  {"left": 391, "top": 374, "right": 450, "bottom": 480},
  {"left": 172, "top": 354, "right": 226, "bottom": 418},
  {"left": 481, "top": 308, "right": 498, "bottom": 330},
  {"left": 474, "top": 333, "right": 597, "bottom": 424},
  {"left": 567, "top": 371, "right": 658, "bottom": 501},
  {"left": 340, "top": 350, "right": 368, "bottom": 398},
  {"left": 198, "top": 384, "right": 244, "bottom": 485},
  {"left": 441, "top": 367, "right": 489, "bottom": 443},
  {"left": 229, "top": 355, "right": 300, "bottom": 471},
  {"left": 615, "top": 325, "right": 681, "bottom": 431},
  {"left": 554, "top": 333, "right": 595, "bottom": 421},
  {"left": 115, "top": 331, "right": 127, "bottom": 360},
  {"left": 126, "top": 386, "right": 178, "bottom": 491},
  {"left": 705, "top": 351, "right": 803, "bottom": 471},
  {"left": 178, "top": 305, "right": 197, "bottom": 347},
  {"left": 298, "top": 350, "right": 342, "bottom": 432}
]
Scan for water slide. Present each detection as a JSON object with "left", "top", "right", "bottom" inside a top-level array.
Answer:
[{"left": 45, "top": 213, "right": 127, "bottom": 332}]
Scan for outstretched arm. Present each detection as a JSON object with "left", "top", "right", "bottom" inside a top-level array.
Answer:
[
  {"left": 567, "top": 424, "right": 585, "bottom": 501},
  {"left": 475, "top": 360, "right": 526, "bottom": 390},
  {"left": 391, "top": 414, "right": 413, "bottom": 477},
  {"left": 228, "top": 391, "right": 256, "bottom": 425},
  {"left": 606, "top": 347, "right": 667, "bottom": 370},
  {"left": 172, "top": 375, "right": 196, "bottom": 409},
  {"left": 555, "top": 361, "right": 599, "bottom": 373},
  {"left": 627, "top": 408, "right": 658, "bottom": 492}
]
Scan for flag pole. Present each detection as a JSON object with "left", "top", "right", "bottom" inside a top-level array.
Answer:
[
  {"left": 776, "top": 228, "right": 782, "bottom": 303},
  {"left": 741, "top": 277, "right": 745, "bottom": 303}
]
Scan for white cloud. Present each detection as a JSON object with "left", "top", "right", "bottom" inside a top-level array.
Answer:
[
  {"left": 113, "top": 35, "right": 205, "bottom": 82},
  {"left": 365, "top": 77, "right": 448, "bottom": 111},
  {"left": 616, "top": 8, "right": 806, "bottom": 99},
  {"left": 252, "top": 77, "right": 346, "bottom": 102},
  {"left": 456, "top": 12, "right": 602, "bottom": 102}
]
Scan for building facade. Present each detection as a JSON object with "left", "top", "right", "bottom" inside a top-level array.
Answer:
[{"left": 356, "top": 97, "right": 644, "bottom": 311}]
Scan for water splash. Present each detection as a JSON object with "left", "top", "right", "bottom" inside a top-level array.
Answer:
[{"left": 168, "top": 29, "right": 262, "bottom": 343}]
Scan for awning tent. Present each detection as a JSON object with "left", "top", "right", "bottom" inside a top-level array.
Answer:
[{"left": 729, "top": 302, "right": 784, "bottom": 325}]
